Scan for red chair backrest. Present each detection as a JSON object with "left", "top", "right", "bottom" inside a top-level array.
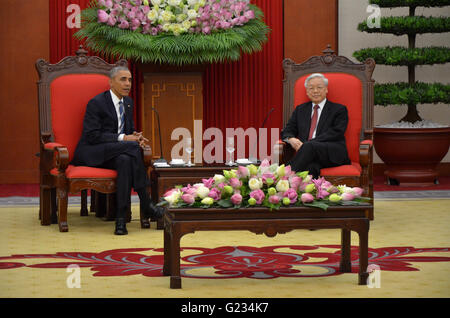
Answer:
[
  {"left": 293, "top": 73, "right": 363, "bottom": 164},
  {"left": 50, "top": 74, "right": 110, "bottom": 161}
]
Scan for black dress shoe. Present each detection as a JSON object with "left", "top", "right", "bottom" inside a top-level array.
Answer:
[
  {"left": 142, "top": 201, "right": 166, "bottom": 220},
  {"left": 114, "top": 218, "right": 128, "bottom": 235}
]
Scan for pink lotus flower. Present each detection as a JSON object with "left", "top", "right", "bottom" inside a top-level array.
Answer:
[
  {"left": 107, "top": 16, "right": 117, "bottom": 26},
  {"left": 301, "top": 193, "right": 314, "bottom": 203},
  {"left": 181, "top": 193, "right": 195, "bottom": 204},
  {"left": 118, "top": 18, "right": 130, "bottom": 29},
  {"left": 202, "top": 178, "right": 214, "bottom": 188},
  {"left": 98, "top": 10, "right": 109, "bottom": 23},
  {"left": 261, "top": 172, "right": 276, "bottom": 185},
  {"left": 249, "top": 189, "right": 265, "bottom": 205},
  {"left": 289, "top": 176, "right": 303, "bottom": 190},
  {"left": 231, "top": 193, "right": 243, "bottom": 205},
  {"left": 312, "top": 177, "right": 329, "bottom": 199},
  {"left": 208, "top": 188, "right": 222, "bottom": 201},
  {"left": 268, "top": 195, "right": 280, "bottom": 204},
  {"left": 244, "top": 10, "right": 255, "bottom": 20},
  {"left": 229, "top": 177, "right": 242, "bottom": 188},
  {"left": 237, "top": 166, "right": 249, "bottom": 178},
  {"left": 352, "top": 187, "right": 364, "bottom": 197},
  {"left": 341, "top": 192, "right": 355, "bottom": 201},
  {"left": 181, "top": 185, "right": 197, "bottom": 196},
  {"left": 283, "top": 188, "right": 298, "bottom": 204}
]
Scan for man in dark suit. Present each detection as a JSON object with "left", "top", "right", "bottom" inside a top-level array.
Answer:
[
  {"left": 281, "top": 73, "right": 350, "bottom": 178},
  {"left": 72, "top": 66, "right": 165, "bottom": 235}
]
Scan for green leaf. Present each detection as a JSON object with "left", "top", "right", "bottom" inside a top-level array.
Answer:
[
  {"left": 303, "top": 201, "right": 329, "bottom": 211},
  {"left": 217, "top": 199, "right": 233, "bottom": 208}
]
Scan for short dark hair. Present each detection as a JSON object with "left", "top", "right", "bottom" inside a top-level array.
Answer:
[{"left": 109, "top": 66, "right": 130, "bottom": 79}]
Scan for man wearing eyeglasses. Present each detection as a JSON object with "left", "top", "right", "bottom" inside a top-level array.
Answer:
[{"left": 281, "top": 73, "right": 350, "bottom": 178}]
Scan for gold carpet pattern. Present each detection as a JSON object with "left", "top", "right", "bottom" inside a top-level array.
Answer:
[{"left": 0, "top": 199, "right": 449, "bottom": 298}]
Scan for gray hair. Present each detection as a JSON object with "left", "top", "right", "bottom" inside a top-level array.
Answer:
[
  {"left": 109, "top": 66, "right": 131, "bottom": 79},
  {"left": 304, "top": 73, "right": 328, "bottom": 88}
]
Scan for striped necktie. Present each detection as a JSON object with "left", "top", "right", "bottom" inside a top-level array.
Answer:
[{"left": 119, "top": 100, "right": 125, "bottom": 134}]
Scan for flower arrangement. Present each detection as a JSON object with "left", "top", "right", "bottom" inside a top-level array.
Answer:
[
  {"left": 96, "top": 0, "right": 256, "bottom": 36},
  {"left": 75, "top": 0, "right": 269, "bottom": 65},
  {"left": 159, "top": 160, "right": 371, "bottom": 211}
]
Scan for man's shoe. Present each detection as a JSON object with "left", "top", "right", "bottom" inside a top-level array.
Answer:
[
  {"left": 143, "top": 201, "right": 166, "bottom": 220},
  {"left": 114, "top": 218, "right": 128, "bottom": 235}
]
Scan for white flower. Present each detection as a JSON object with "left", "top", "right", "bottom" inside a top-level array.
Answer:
[
  {"left": 164, "top": 189, "right": 181, "bottom": 206},
  {"left": 187, "top": 0, "right": 198, "bottom": 5},
  {"left": 151, "top": 0, "right": 162, "bottom": 6},
  {"left": 187, "top": 9, "right": 197, "bottom": 19},
  {"left": 182, "top": 20, "right": 192, "bottom": 30},
  {"left": 248, "top": 178, "right": 263, "bottom": 190},
  {"left": 196, "top": 186, "right": 210, "bottom": 199},
  {"left": 213, "top": 174, "right": 226, "bottom": 185},
  {"left": 168, "top": 0, "right": 182, "bottom": 6},
  {"left": 275, "top": 180, "right": 290, "bottom": 192},
  {"left": 161, "top": 10, "right": 174, "bottom": 22},
  {"left": 147, "top": 9, "right": 159, "bottom": 21}
]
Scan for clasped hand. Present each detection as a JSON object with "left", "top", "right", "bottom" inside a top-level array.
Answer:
[
  {"left": 288, "top": 137, "right": 303, "bottom": 151},
  {"left": 123, "top": 131, "right": 149, "bottom": 148}
]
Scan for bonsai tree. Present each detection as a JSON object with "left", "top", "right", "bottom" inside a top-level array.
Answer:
[{"left": 353, "top": 0, "right": 450, "bottom": 124}]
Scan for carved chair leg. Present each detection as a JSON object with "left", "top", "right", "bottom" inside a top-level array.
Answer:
[
  {"left": 80, "top": 190, "right": 88, "bottom": 216},
  {"left": 90, "top": 189, "right": 96, "bottom": 212},
  {"left": 57, "top": 189, "right": 69, "bottom": 232},
  {"left": 51, "top": 188, "right": 58, "bottom": 224},
  {"left": 40, "top": 186, "right": 52, "bottom": 225}
]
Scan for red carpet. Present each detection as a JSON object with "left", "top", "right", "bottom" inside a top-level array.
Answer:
[
  {"left": 1, "top": 245, "right": 449, "bottom": 279},
  {"left": 1, "top": 178, "right": 450, "bottom": 197}
]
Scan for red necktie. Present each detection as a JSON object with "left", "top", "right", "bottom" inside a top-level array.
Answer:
[{"left": 308, "top": 104, "right": 319, "bottom": 140}]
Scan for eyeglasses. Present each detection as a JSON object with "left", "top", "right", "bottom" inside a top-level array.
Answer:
[{"left": 306, "top": 86, "right": 326, "bottom": 91}]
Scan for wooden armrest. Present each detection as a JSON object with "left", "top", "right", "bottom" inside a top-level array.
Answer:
[
  {"left": 54, "top": 146, "right": 70, "bottom": 172},
  {"left": 359, "top": 140, "right": 373, "bottom": 167},
  {"left": 142, "top": 145, "right": 153, "bottom": 167}
]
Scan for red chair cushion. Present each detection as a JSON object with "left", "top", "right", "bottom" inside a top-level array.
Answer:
[
  {"left": 50, "top": 74, "right": 110, "bottom": 161},
  {"left": 320, "top": 162, "right": 362, "bottom": 177},
  {"left": 293, "top": 73, "right": 363, "bottom": 164},
  {"left": 44, "top": 142, "right": 64, "bottom": 150},
  {"left": 51, "top": 165, "right": 117, "bottom": 179}
]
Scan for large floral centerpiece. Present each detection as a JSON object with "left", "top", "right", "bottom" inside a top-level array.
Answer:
[
  {"left": 75, "top": 0, "right": 270, "bottom": 65},
  {"left": 159, "top": 160, "right": 371, "bottom": 210}
]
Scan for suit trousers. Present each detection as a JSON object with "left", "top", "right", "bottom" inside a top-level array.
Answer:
[
  {"left": 288, "top": 141, "right": 338, "bottom": 178},
  {"left": 100, "top": 141, "right": 149, "bottom": 219}
]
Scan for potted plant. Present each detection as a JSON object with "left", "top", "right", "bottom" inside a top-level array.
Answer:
[{"left": 353, "top": 0, "right": 450, "bottom": 186}]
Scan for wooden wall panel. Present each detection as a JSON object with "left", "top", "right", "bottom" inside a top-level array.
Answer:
[
  {"left": 284, "top": 0, "right": 338, "bottom": 63},
  {"left": 0, "top": 0, "right": 49, "bottom": 183},
  {"left": 142, "top": 72, "right": 203, "bottom": 163}
]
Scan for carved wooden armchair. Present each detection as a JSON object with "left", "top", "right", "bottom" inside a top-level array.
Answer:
[
  {"left": 276, "top": 47, "right": 376, "bottom": 199},
  {"left": 36, "top": 47, "right": 152, "bottom": 232}
]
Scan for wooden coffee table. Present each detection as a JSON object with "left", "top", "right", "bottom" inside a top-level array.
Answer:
[{"left": 163, "top": 204, "right": 373, "bottom": 289}]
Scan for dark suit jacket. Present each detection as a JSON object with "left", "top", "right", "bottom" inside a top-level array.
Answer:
[
  {"left": 281, "top": 100, "right": 350, "bottom": 165},
  {"left": 72, "top": 91, "right": 135, "bottom": 167}
]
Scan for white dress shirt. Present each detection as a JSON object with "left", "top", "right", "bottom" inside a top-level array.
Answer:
[
  {"left": 110, "top": 90, "right": 125, "bottom": 141},
  {"left": 310, "top": 98, "right": 327, "bottom": 139}
]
